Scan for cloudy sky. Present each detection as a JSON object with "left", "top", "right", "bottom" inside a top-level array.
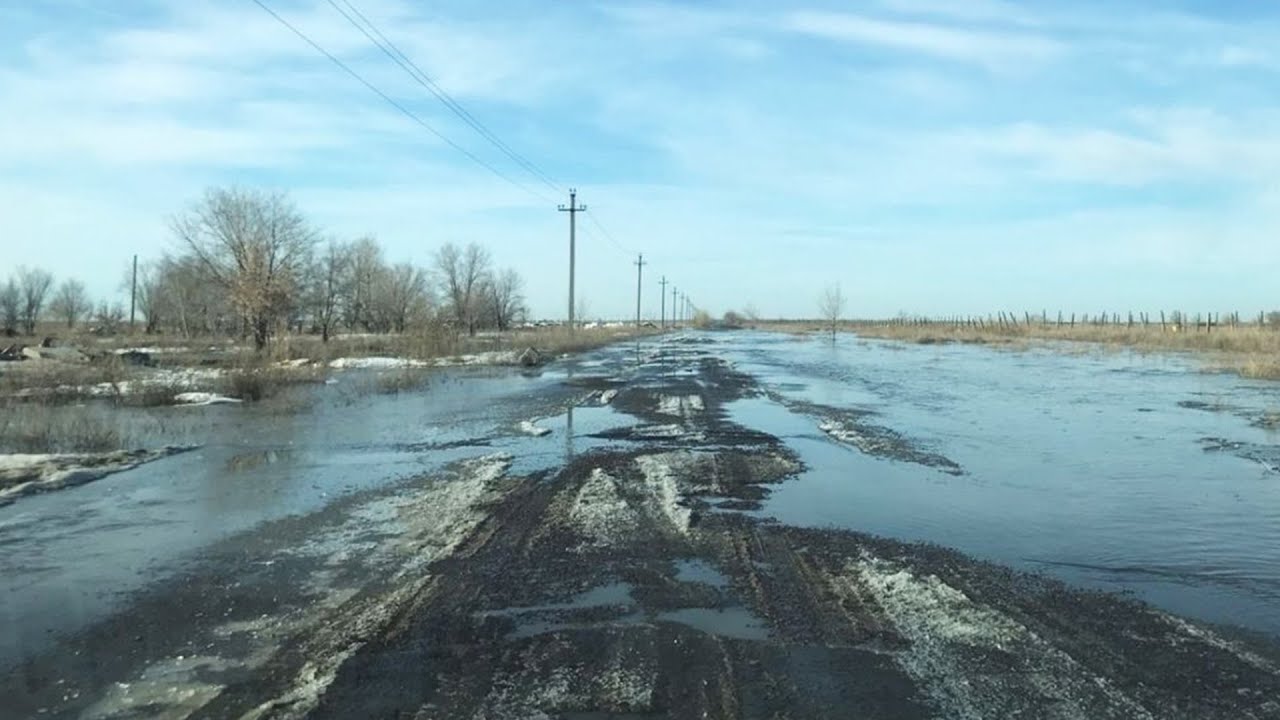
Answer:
[{"left": 3, "top": 0, "right": 1279, "bottom": 319}]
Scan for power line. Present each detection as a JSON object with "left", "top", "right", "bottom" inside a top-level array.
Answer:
[
  {"left": 326, "top": 0, "right": 563, "bottom": 194},
  {"left": 249, "top": 0, "right": 554, "bottom": 204},
  {"left": 585, "top": 212, "right": 633, "bottom": 255}
]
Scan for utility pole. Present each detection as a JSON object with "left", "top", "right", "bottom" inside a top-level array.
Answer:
[
  {"left": 558, "top": 189, "right": 586, "bottom": 331},
  {"left": 634, "top": 253, "right": 646, "bottom": 327},
  {"left": 672, "top": 286, "right": 678, "bottom": 327},
  {"left": 130, "top": 254, "right": 138, "bottom": 332},
  {"left": 658, "top": 276, "right": 669, "bottom": 329}
]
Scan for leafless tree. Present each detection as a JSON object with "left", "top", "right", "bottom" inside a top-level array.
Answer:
[
  {"left": 17, "top": 266, "right": 54, "bottom": 335},
  {"left": 309, "top": 240, "right": 351, "bottom": 341},
  {"left": 171, "top": 187, "right": 316, "bottom": 350},
  {"left": 435, "top": 242, "right": 491, "bottom": 335},
  {"left": 148, "top": 255, "right": 226, "bottom": 338},
  {"left": 486, "top": 268, "right": 526, "bottom": 331},
  {"left": 93, "top": 301, "right": 126, "bottom": 334},
  {"left": 49, "top": 278, "right": 90, "bottom": 329},
  {"left": 380, "top": 262, "right": 430, "bottom": 333},
  {"left": 0, "top": 278, "right": 19, "bottom": 335},
  {"left": 343, "top": 236, "right": 384, "bottom": 332},
  {"left": 818, "top": 283, "right": 846, "bottom": 341}
]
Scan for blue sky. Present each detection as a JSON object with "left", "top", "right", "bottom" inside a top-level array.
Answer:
[{"left": 2, "top": 0, "right": 1280, "bottom": 319}]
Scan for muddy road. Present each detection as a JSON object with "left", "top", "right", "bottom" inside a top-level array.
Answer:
[{"left": 4, "top": 334, "right": 1280, "bottom": 718}]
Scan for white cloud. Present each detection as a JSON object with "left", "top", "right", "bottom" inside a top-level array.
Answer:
[{"left": 784, "top": 10, "right": 1063, "bottom": 71}]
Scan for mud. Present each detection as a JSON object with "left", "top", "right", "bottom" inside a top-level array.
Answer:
[{"left": 4, "top": 338, "right": 1280, "bottom": 718}]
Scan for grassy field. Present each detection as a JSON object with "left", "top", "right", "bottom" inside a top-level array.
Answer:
[{"left": 843, "top": 321, "right": 1280, "bottom": 379}]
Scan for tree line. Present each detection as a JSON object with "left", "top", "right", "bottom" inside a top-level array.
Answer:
[{"left": 3, "top": 187, "right": 529, "bottom": 349}]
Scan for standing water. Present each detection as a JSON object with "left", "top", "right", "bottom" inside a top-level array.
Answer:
[{"left": 718, "top": 331, "right": 1280, "bottom": 636}]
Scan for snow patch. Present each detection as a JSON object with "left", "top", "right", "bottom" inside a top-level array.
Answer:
[
  {"left": 635, "top": 454, "right": 692, "bottom": 534},
  {"left": 657, "top": 394, "right": 704, "bottom": 418},
  {"left": 819, "top": 420, "right": 887, "bottom": 454},
  {"left": 850, "top": 555, "right": 1154, "bottom": 718},
  {"left": 0, "top": 447, "right": 194, "bottom": 506},
  {"left": 599, "top": 388, "right": 619, "bottom": 405},
  {"left": 174, "top": 392, "right": 242, "bottom": 406},
  {"left": 519, "top": 419, "right": 552, "bottom": 437},
  {"left": 568, "top": 468, "right": 641, "bottom": 546},
  {"left": 111, "top": 346, "right": 191, "bottom": 355},
  {"left": 328, "top": 356, "right": 430, "bottom": 369}
]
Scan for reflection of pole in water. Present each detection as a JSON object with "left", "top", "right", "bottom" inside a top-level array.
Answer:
[
  {"left": 564, "top": 404, "right": 575, "bottom": 462},
  {"left": 564, "top": 362, "right": 575, "bottom": 461}
]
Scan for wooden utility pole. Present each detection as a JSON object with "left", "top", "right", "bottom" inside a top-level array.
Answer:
[
  {"left": 634, "top": 254, "right": 647, "bottom": 327},
  {"left": 130, "top": 254, "right": 138, "bottom": 332},
  {"left": 672, "top": 286, "right": 678, "bottom": 326},
  {"left": 658, "top": 276, "right": 669, "bottom": 329},
  {"left": 558, "top": 189, "right": 586, "bottom": 331}
]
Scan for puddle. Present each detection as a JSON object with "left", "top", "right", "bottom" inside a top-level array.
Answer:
[
  {"left": 488, "top": 579, "right": 769, "bottom": 642},
  {"left": 655, "top": 608, "right": 769, "bottom": 641},
  {"left": 674, "top": 559, "right": 730, "bottom": 589}
]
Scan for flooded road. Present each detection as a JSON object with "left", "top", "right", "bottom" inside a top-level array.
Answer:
[
  {"left": 717, "top": 332, "right": 1280, "bottom": 636},
  {"left": 3, "top": 332, "right": 1280, "bottom": 719}
]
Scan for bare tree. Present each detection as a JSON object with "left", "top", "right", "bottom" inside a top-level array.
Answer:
[
  {"left": 310, "top": 240, "right": 351, "bottom": 341},
  {"left": 487, "top": 268, "right": 526, "bottom": 331},
  {"left": 93, "top": 301, "right": 127, "bottom": 334},
  {"left": 380, "top": 262, "right": 429, "bottom": 333},
  {"left": 818, "top": 283, "right": 846, "bottom": 341},
  {"left": 49, "top": 278, "right": 90, "bottom": 329},
  {"left": 17, "top": 267, "right": 54, "bottom": 335},
  {"left": 434, "top": 242, "right": 491, "bottom": 335},
  {"left": 343, "top": 236, "right": 384, "bottom": 332},
  {"left": 0, "top": 278, "right": 19, "bottom": 335},
  {"left": 171, "top": 187, "right": 316, "bottom": 350}
]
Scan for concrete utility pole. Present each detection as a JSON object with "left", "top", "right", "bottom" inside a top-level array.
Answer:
[
  {"left": 658, "top": 276, "right": 669, "bottom": 329},
  {"left": 558, "top": 189, "right": 586, "bottom": 331},
  {"left": 634, "top": 253, "right": 646, "bottom": 327},
  {"left": 130, "top": 254, "right": 138, "bottom": 331},
  {"left": 671, "top": 286, "right": 678, "bottom": 326}
]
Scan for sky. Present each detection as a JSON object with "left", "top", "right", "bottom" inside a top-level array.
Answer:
[{"left": 2, "top": 0, "right": 1280, "bottom": 320}]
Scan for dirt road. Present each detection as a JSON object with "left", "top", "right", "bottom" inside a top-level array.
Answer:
[{"left": 5, "top": 337, "right": 1280, "bottom": 718}]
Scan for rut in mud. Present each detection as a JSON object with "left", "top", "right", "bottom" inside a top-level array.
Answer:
[
  {"left": 6, "top": 337, "right": 1280, "bottom": 719},
  {"left": 203, "top": 342, "right": 1279, "bottom": 719}
]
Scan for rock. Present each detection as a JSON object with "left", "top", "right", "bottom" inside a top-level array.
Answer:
[
  {"left": 21, "top": 346, "right": 42, "bottom": 361},
  {"left": 40, "top": 336, "right": 56, "bottom": 348},
  {"left": 518, "top": 347, "right": 543, "bottom": 367}
]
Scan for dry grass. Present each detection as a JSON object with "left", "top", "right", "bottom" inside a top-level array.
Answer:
[
  {"left": 0, "top": 402, "right": 123, "bottom": 453},
  {"left": 839, "top": 321, "right": 1280, "bottom": 380}
]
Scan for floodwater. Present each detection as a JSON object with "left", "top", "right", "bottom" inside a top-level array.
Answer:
[
  {"left": 719, "top": 331, "right": 1280, "bottom": 637},
  {"left": 0, "top": 349, "right": 644, "bottom": 666},
  {"left": 3, "top": 329, "right": 1279, "bottom": 670}
]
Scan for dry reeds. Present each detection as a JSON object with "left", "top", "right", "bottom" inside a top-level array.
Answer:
[{"left": 846, "top": 322, "right": 1280, "bottom": 380}]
